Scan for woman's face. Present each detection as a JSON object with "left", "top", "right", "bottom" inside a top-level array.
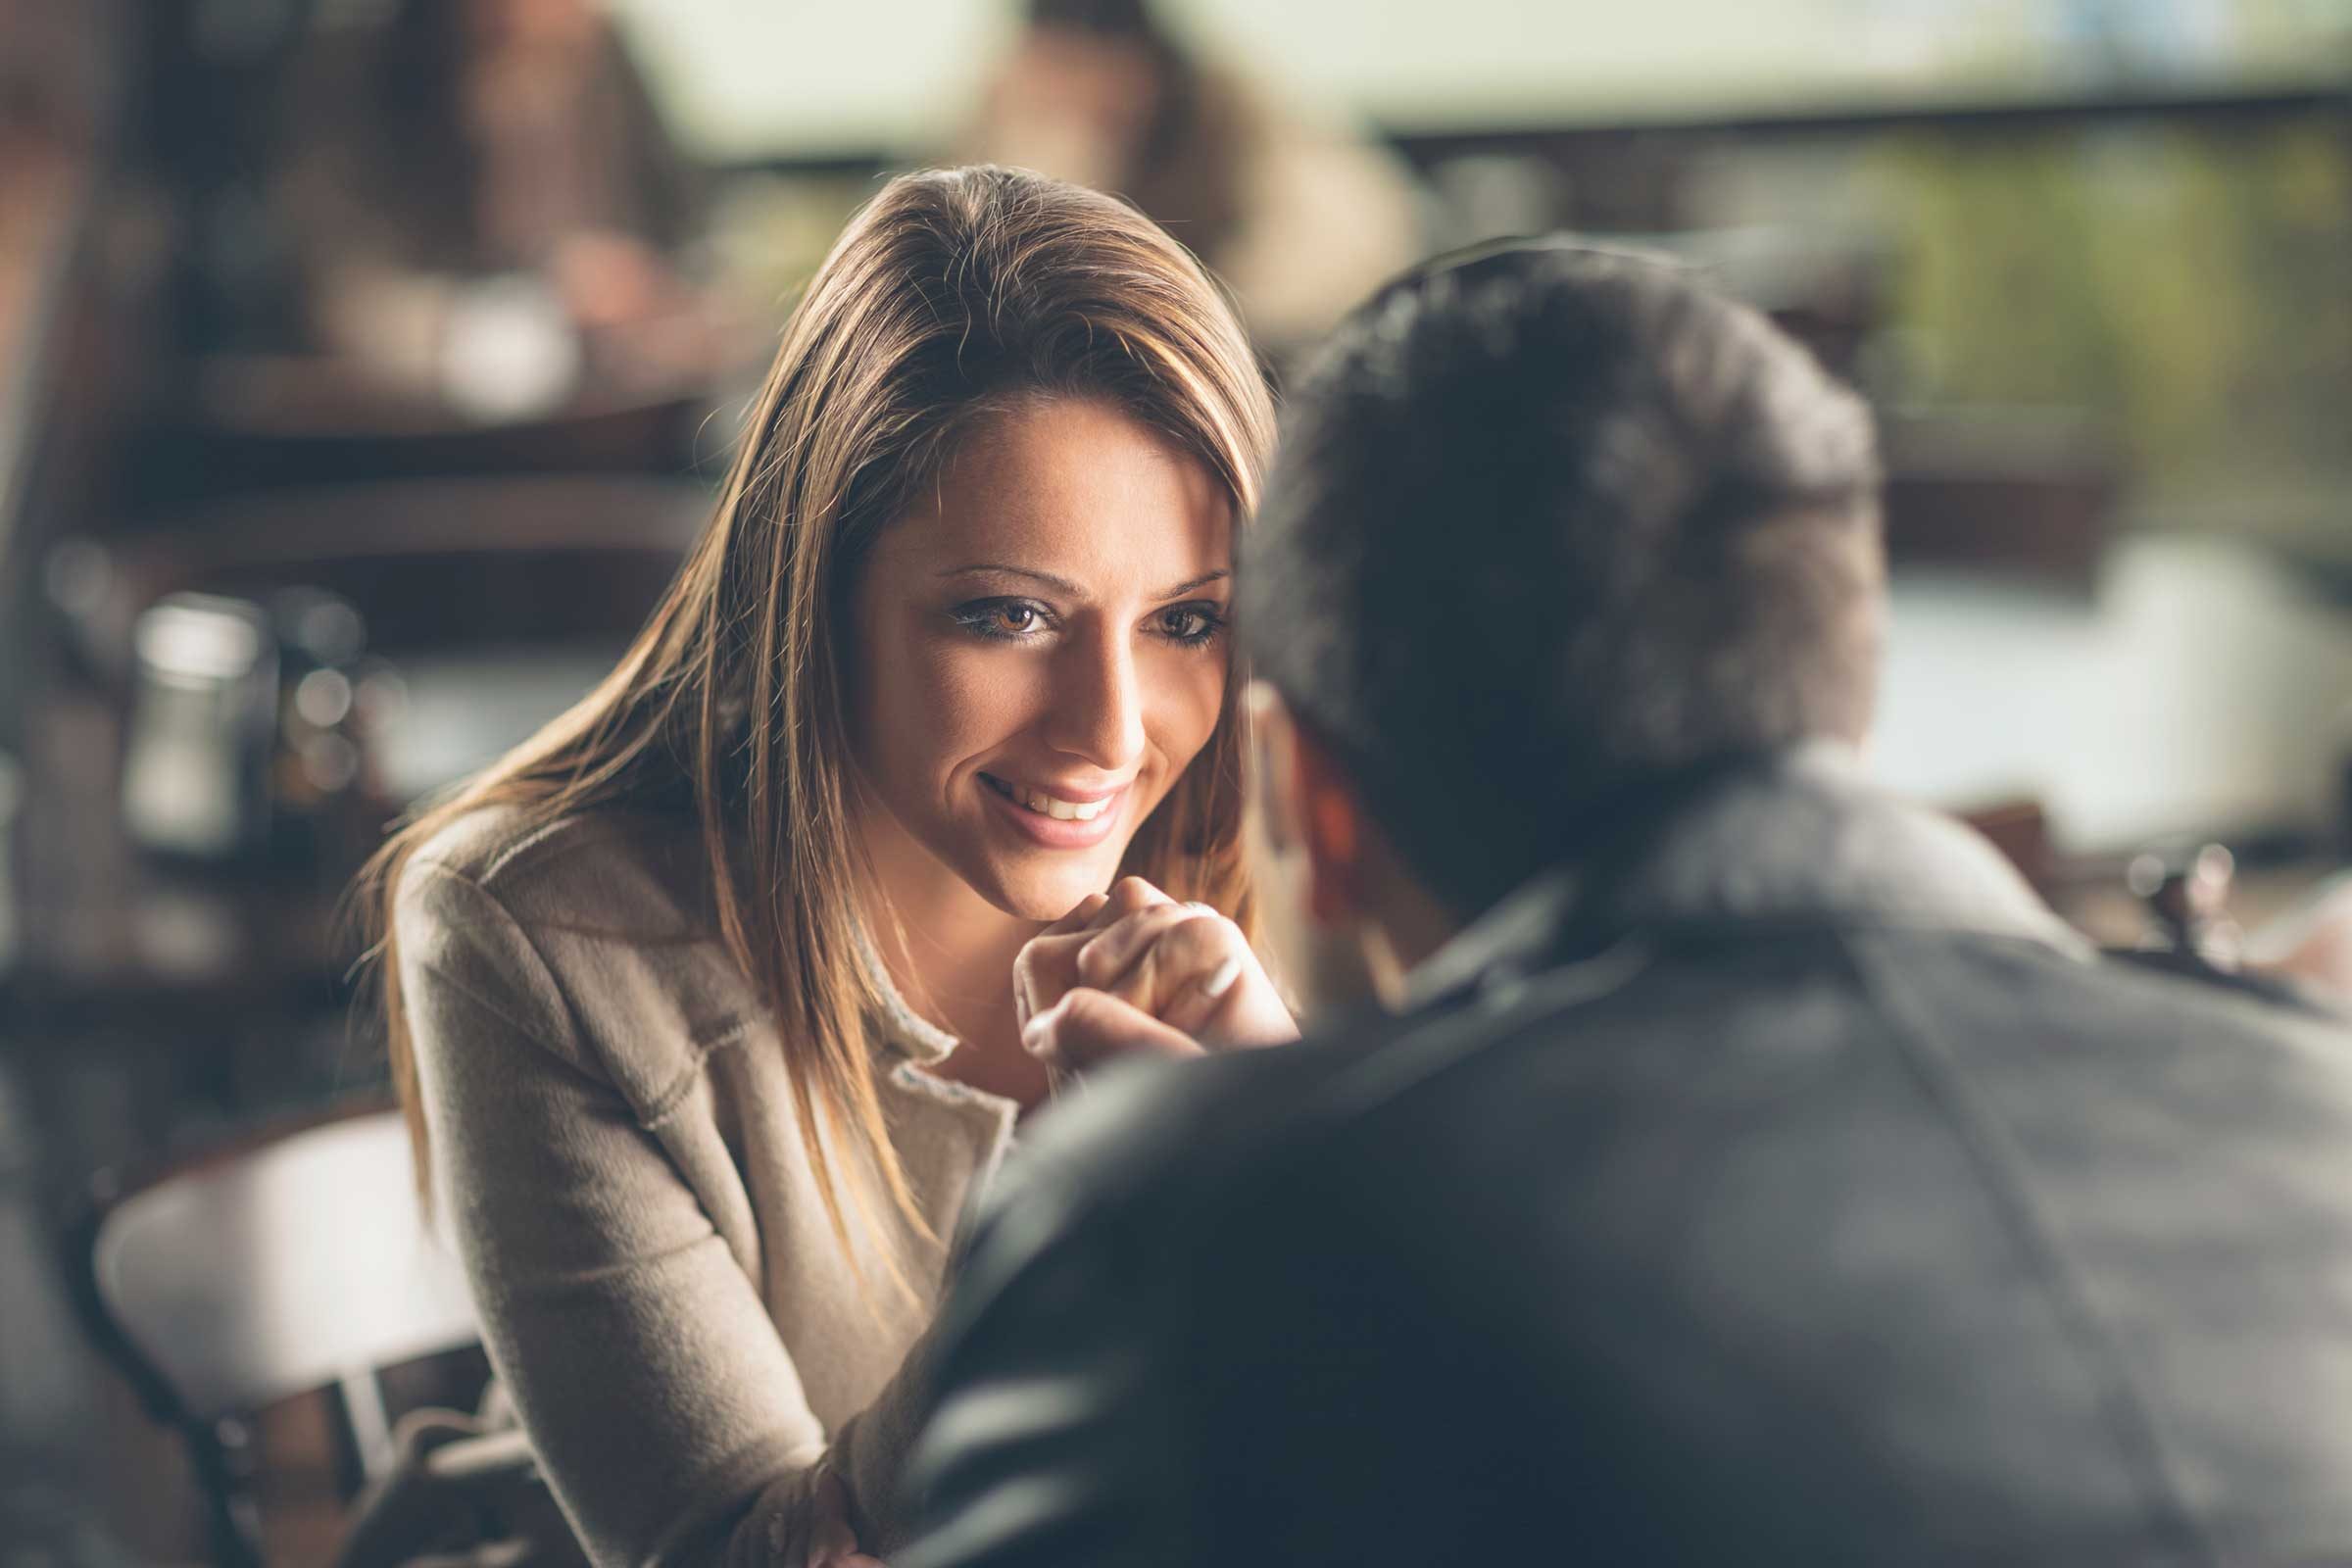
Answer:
[
  {"left": 849, "top": 397, "right": 1233, "bottom": 923},
  {"left": 465, "top": 0, "right": 600, "bottom": 55}
]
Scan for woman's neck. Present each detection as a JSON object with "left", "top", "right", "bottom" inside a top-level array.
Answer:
[{"left": 857, "top": 809, "right": 1054, "bottom": 1109}]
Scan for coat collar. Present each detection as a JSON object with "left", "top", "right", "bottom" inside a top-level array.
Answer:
[{"left": 1406, "top": 743, "right": 2088, "bottom": 1009}]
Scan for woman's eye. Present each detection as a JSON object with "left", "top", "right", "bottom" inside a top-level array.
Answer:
[
  {"left": 1155, "top": 604, "right": 1225, "bottom": 645},
  {"left": 951, "top": 599, "right": 1051, "bottom": 641}
]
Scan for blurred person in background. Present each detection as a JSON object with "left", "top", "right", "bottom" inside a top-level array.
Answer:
[
  {"left": 0, "top": 0, "right": 102, "bottom": 161},
  {"left": 959, "top": 0, "right": 1426, "bottom": 363},
  {"left": 0, "top": 8, "right": 129, "bottom": 1560},
  {"left": 275, "top": 0, "right": 736, "bottom": 418},
  {"left": 358, "top": 168, "right": 1297, "bottom": 1565},
  {"left": 0, "top": 0, "right": 104, "bottom": 356},
  {"left": 901, "top": 246, "right": 2352, "bottom": 1564}
]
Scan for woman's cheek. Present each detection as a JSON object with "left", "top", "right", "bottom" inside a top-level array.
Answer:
[
  {"left": 1148, "top": 648, "right": 1228, "bottom": 776},
  {"left": 926, "top": 643, "right": 1044, "bottom": 755}
]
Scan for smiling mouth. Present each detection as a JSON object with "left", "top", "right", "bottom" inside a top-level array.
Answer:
[{"left": 981, "top": 773, "right": 1118, "bottom": 822}]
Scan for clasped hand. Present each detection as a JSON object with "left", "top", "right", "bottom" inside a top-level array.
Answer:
[{"left": 1014, "top": 876, "right": 1298, "bottom": 1076}]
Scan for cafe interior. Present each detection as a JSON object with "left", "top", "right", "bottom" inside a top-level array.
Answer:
[{"left": 1, "top": 0, "right": 2347, "bottom": 1561}]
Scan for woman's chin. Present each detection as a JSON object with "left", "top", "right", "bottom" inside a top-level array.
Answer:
[{"left": 970, "top": 850, "right": 1129, "bottom": 923}]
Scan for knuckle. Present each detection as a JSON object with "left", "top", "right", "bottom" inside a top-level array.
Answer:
[
  {"left": 1105, "top": 956, "right": 1158, "bottom": 1006},
  {"left": 1059, "top": 989, "right": 1116, "bottom": 1034},
  {"left": 1166, "top": 912, "right": 1230, "bottom": 964},
  {"left": 1016, "top": 939, "right": 1076, "bottom": 1004},
  {"left": 1074, "top": 933, "right": 1117, "bottom": 987},
  {"left": 1082, "top": 907, "right": 1169, "bottom": 984},
  {"left": 1054, "top": 893, "right": 1107, "bottom": 932}
]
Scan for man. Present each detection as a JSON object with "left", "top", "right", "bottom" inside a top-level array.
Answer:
[{"left": 895, "top": 244, "right": 2352, "bottom": 1564}]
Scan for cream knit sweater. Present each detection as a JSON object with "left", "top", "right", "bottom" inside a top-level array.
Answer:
[{"left": 395, "top": 806, "right": 1017, "bottom": 1564}]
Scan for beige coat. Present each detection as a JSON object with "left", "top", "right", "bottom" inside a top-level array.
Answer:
[{"left": 394, "top": 806, "right": 1017, "bottom": 1564}]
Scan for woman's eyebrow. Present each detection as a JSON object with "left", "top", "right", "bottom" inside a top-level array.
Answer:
[
  {"left": 937, "top": 564, "right": 1231, "bottom": 600},
  {"left": 1152, "top": 568, "right": 1230, "bottom": 600},
  {"left": 938, "top": 563, "right": 1084, "bottom": 595}
]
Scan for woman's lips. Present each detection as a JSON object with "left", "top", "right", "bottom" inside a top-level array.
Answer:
[{"left": 980, "top": 772, "right": 1127, "bottom": 849}]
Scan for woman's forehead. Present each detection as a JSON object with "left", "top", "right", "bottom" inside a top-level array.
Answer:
[{"left": 885, "top": 399, "right": 1232, "bottom": 585}]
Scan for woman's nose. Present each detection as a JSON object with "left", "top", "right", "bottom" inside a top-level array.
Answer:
[{"left": 1041, "top": 625, "right": 1146, "bottom": 773}]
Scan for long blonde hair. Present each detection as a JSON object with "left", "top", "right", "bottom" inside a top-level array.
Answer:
[{"left": 358, "top": 167, "right": 1276, "bottom": 1270}]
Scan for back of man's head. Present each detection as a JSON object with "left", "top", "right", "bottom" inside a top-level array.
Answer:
[{"left": 1242, "top": 244, "right": 1886, "bottom": 914}]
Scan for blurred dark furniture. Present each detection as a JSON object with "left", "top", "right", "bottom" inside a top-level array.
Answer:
[
  {"left": 132, "top": 368, "right": 726, "bottom": 510},
  {"left": 79, "top": 473, "right": 710, "bottom": 658},
  {"left": 13, "top": 471, "right": 706, "bottom": 1004},
  {"left": 0, "top": 5, "right": 147, "bottom": 756},
  {"left": 1880, "top": 411, "right": 2124, "bottom": 589},
  {"left": 1383, "top": 81, "right": 2352, "bottom": 234},
  {"left": 70, "top": 1101, "right": 479, "bottom": 1567}
]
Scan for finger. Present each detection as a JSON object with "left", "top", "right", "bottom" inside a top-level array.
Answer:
[
  {"left": 1046, "top": 890, "right": 1112, "bottom": 935},
  {"left": 1126, "top": 911, "right": 1244, "bottom": 1020},
  {"left": 1160, "top": 946, "right": 1250, "bottom": 1038},
  {"left": 1022, "top": 988, "right": 1203, "bottom": 1077},
  {"left": 1033, "top": 884, "right": 1175, "bottom": 1022},
  {"left": 1012, "top": 950, "right": 1039, "bottom": 1034},
  {"left": 1013, "top": 936, "right": 1076, "bottom": 1032},
  {"left": 1017, "top": 882, "right": 1181, "bottom": 1027},
  {"left": 1075, "top": 904, "right": 1205, "bottom": 992},
  {"left": 1096, "top": 875, "right": 1173, "bottom": 926},
  {"left": 1016, "top": 891, "right": 1110, "bottom": 1031}
]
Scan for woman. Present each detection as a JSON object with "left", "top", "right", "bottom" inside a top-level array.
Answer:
[{"left": 360, "top": 167, "right": 1295, "bottom": 1564}]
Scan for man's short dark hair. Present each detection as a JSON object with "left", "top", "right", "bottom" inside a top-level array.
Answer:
[{"left": 1241, "top": 244, "right": 1885, "bottom": 914}]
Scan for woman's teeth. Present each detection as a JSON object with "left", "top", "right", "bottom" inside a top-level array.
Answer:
[
  {"left": 1024, "top": 788, "right": 1107, "bottom": 821},
  {"left": 991, "top": 777, "right": 1110, "bottom": 820}
]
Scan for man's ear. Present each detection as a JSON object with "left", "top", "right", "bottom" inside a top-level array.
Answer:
[
  {"left": 1295, "top": 734, "right": 1366, "bottom": 925},
  {"left": 1249, "top": 683, "right": 1365, "bottom": 927}
]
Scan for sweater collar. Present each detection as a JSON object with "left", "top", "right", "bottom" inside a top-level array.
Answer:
[{"left": 853, "top": 921, "right": 962, "bottom": 1066}]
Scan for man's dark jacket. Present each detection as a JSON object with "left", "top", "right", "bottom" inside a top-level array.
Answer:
[{"left": 898, "top": 749, "right": 2352, "bottom": 1566}]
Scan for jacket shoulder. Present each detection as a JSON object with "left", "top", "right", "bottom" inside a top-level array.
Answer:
[{"left": 395, "top": 804, "right": 761, "bottom": 1116}]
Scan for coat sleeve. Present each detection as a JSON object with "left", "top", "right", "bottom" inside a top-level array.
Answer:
[
  {"left": 395, "top": 858, "right": 871, "bottom": 1566},
  {"left": 892, "top": 1068, "right": 1197, "bottom": 1568}
]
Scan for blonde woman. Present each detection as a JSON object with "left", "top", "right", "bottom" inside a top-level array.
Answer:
[{"left": 360, "top": 167, "right": 1295, "bottom": 1564}]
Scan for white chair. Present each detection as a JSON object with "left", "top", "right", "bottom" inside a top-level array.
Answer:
[{"left": 81, "top": 1104, "right": 480, "bottom": 1565}]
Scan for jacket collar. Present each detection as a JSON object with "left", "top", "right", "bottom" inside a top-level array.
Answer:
[
  {"left": 1406, "top": 743, "right": 2089, "bottom": 1008},
  {"left": 853, "top": 921, "right": 963, "bottom": 1066}
]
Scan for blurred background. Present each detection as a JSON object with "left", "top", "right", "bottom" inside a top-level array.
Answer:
[{"left": 1, "top": 0, "right": 2347, "bottom": 1560}]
